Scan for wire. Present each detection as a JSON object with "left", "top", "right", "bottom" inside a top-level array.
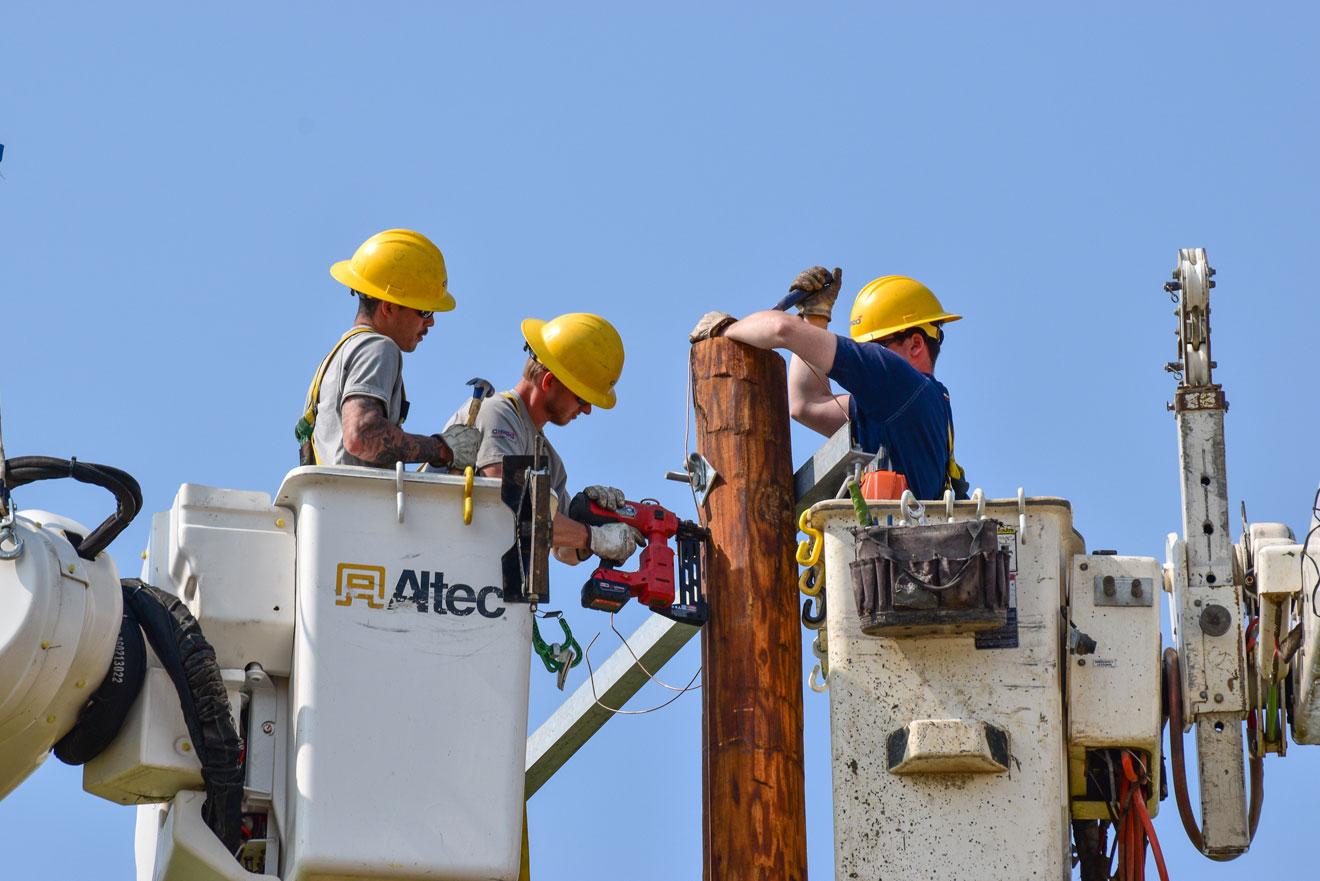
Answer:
[
  {"left": 607, "top": 613, "right": 697, "bottom": 693},
  {"left": 1301, "top": 485, "right": 1320, "bottom": 615},
  {"left": 580, "top": 634, "right": 702, "bottom": 718},
  {"left": 1123, "top": 751, "right": 1170, "bottom": 881}
]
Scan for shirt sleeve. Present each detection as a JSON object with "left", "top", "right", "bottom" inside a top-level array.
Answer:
[
  {"left": 340, "top": 336, "right": 402, "bottom": 406},
  {"left": 471, "top": 399, "right": 528, "bottom": 471},
  {"left": 827, "top": 335, "right": 929, "bottom": 424}
]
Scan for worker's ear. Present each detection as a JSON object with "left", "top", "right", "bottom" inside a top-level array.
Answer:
[
  {"left": 540, "top": 371, "right": 557, "bottom": 394},
  {"left": 906, "top": 332, "right": 926, "bottom": 359}
]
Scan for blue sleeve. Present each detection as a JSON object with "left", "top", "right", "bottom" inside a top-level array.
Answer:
[{"left": 827, "top": 335, "right": 929, "bottom": 423}]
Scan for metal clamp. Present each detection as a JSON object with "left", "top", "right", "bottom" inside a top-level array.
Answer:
[
  {"left": 943, "top": 489, "right": 955, "bottom": 521},
  {"left": 665, "top": 451, "right": 718, "bottom": 507}
]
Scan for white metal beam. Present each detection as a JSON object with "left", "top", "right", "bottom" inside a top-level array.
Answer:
[{"left": 524, "top": 614, "right": 699, "bottom": 798}]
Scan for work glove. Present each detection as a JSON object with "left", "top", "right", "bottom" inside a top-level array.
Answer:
[
  {"left": 583, "top": 485, "right": 626, "bottom": 510},
  {"left": 689, "top": 311, "right": 736, "bottom": 343},
  {"left": 790, "top": 265, "right": 843, "bottom": 322},
  {"left": 588, "top": 522, "right": 646, "bottom": 565},
  {"left": 439, "top": 424, "right": 482, "bottom": 472}
]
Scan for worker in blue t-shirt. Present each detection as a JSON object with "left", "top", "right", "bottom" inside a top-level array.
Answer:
[{"left": 689, "top": 266, "right": 968, "bottom": 501}]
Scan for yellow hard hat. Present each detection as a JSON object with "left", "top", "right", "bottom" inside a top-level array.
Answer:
[
  {"left": 330, "top": 229, "right": 456, "bottom": 313},
  {"left": 848, "top": 275, "right": 961, "bottom": 343},
  {"left": 521, "top": 313, "right": 624, "bottom": 409}
]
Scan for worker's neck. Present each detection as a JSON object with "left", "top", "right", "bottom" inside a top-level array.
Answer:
[
  {"left": 906, "top": 353, "right": 935, "bottom": 375},
  {"left": 512, "top": 378, "right": 549, "bottom": 430}
]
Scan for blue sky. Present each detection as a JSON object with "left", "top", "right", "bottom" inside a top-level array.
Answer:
[{"left": 2, "top": 3, "right": 1318, "bottom": 878}]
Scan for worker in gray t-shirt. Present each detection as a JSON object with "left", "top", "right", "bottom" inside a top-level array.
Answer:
[
  {"left": 443, "top": 312, "right": 642, "bottom": 567},
  {"left": 297, "top": 229, "right": 481, "bottom": 471}
]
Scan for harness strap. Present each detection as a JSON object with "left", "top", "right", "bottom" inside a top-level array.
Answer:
[
  {"left": 294, "top": 326, "right": 379, "bottom": 465},
  {"left": 945, "top": 420, "right": 969, "bottom": 500}
]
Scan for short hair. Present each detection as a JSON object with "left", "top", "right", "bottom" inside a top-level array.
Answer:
[
  {"left": 355, "top": 291, "right": 381, "bottom": 318},
  {"left": 918, "top": 329, "right": 942, "bottom": 366},
  {"left": 882, "top": 327, "right": 942, "bottom": 366},
  {"left": 523, "top": 354, "right": 549, "bottom": 384}
]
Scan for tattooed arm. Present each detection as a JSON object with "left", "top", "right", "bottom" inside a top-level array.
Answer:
[{"left": 342, "top": 396, "right": 450, "bottom": 467}]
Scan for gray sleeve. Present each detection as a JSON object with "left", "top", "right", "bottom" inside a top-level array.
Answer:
[
  {"left": 553, "top": 469, "right": 570, "bottom": 515},
  {"left": 470, "top": 399, "right": 530, "bottom": 471},
  {"left": 341, "top": 337, "right": 401, "bottom": 406}
]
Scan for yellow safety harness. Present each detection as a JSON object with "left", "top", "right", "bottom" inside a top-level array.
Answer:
[
  {"left": 946, "top": 421, "right": 969, "bottom": 500},
  {"left": 294, "top": 326, "right": 378, "bottom": 465}
]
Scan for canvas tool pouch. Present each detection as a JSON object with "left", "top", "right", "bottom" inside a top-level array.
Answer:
[{"left": 849, "top": 518, "right": 1011, "bottom": 637}]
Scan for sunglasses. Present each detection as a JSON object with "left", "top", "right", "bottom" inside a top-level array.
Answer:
[{"left": 414, "top": 309, "right": 434, "bottom": 319}]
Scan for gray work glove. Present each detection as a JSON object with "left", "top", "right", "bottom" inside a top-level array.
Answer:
[
  {"left": 583, "top": 485, "right": 626, "bottom": 510},
  {"left": 439, "top": 424, "right": 482, "bottom": 472},
  {"left": 588, "top": 522, "right": 646, "bottom": 565},
  {"left": 790, "top": 265, "right": 843, "bottom": 321},
  {"left": 690, "top": 311, "right": 736, "bottom": 343}
]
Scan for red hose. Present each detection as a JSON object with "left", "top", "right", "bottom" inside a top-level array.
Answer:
[{"left": 1124, "top": 751, "right": 1169, "bottom": 881}]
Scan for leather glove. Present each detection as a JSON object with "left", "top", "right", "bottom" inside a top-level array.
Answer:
[
  {"left": 589, "top": 522, "right": 646, "bottom": 565},
  {"left": 790, "top": 265, "right": 843, "bottom": 321},
  {"left": 439, "top": 424, "right": 482, "bottom": 472},
  {"left": 583, "top": 485, "right": 626, "bottom": 510},
  {"left": 690, "top": 311, "right": 736, "bottom": 343}
]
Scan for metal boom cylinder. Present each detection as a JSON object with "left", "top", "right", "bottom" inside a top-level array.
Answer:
[{"left": 692, "top": 338, "right": 807, "bottom": 881}]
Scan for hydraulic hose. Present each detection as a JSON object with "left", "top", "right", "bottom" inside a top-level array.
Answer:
[
  {"left": 122, "top": 579, "right": 244, "bottom": 854},
  {"left": 1163, "top": 647, "right": 1264, "bottom": 860},
  {"left": 53, "top": 600, "right": 147, "bottom": 765},
  {"left": 3, "top": 456, "right": 142, "bottom": 559}
]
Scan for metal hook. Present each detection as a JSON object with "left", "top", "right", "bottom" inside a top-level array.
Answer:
[
  {"left": 0, "top": 525, "right": 23, "bottom": 561},
  {"left": 943, "top": 489, "right": 954, "bottom": 521},
  {"left": 809, "top": 664, "right": 829, "bottom": 693},
  {"left": 1017, "top": 486, "right": 1027, "bottom": 544},
  {"left": 801, "top": 595, "right": 827, "bottom": 630},
  {"left": 809, "top": 631, "right": 829, "bottom": 692},
  {"left": 899, "top": 490, "right": 925, "bottom": 526},
  {"left": 971, "top": 487, "right": 986, "bottom": 520},
  {"left": 395, "top": 461, "right": 405, "bottom": 524},
  {"left": 798, "top": 565, "right": 823, "bottom": 597}
]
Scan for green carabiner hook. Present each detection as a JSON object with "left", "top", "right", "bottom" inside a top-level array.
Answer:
[{"left": 532, "top": 612, "right": 583, "bottom": 673}]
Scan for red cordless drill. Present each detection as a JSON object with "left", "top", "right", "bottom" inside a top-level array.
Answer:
[{"left": 568, "top": 492, "right": 709, "bottom": 626}]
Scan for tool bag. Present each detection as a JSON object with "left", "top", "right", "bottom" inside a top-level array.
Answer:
[{"left": 849, "top": 518, "right": 1010, "bottom": 637}]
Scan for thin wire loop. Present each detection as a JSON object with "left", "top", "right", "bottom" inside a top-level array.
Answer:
[{"left": 582, "top": 631, "right": 701, "bottom": 716}]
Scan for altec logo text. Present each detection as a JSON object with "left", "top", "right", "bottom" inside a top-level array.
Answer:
[{"left": 335, "top": 563, "right": 505, "bottom": 619}]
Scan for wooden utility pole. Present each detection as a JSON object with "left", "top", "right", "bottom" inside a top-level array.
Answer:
[{"left": 692, "top": 337, "right": 807, "bottom": 881}]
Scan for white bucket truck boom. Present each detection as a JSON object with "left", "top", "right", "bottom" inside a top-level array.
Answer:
[{"left": 1, "top": 454, "right": 542, "bottom": 881}]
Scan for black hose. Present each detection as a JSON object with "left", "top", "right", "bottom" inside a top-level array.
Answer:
[
  {"left": 54, "top": 601, "right": 147, "bottom": 765},
  {"left": 122, "top": 579, "right": 244, "bottom": 854},
  {"left": 3, "top": 456, "right": 142, "bottom": 559}
]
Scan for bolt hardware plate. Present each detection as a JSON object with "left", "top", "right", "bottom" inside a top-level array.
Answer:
[{"left": 1093, "top": 574, "right": 1154, "bottom": 607}]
